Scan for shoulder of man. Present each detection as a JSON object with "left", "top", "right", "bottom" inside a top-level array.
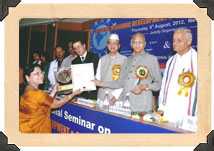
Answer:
[
  {"left": 191, "top": 47, "right": 197, "bottom": 55},
  {"left": 142, "top": 51, "right": 157, "bottom": 60},
  {"left": 165, "top": 54, "right": 177, "bottom": 66},
  {"left": 63, "top": 55, "right": 70, "bottom": 60},
  {"left": 121, "top": 56, "right": 130, "bottom": 65},
  {"left": 63, "top": 55, "right": 73, "bottom": 63},
  {"left": 126, "top": 55, "right": 133, "bottom": 61},
  {"left": 72, "top": 56, "right": 80, "bottom": 64},
  {"left": 88, "top": 51, "right": 99, "bottom": 60},
  {"left": 117, "top": 52, "right": 127, "bottom": 59},
  {"left": 88, "top": 51, "right": 98, "bottom": 56},
  {"left": 100, "top": 53, "right": 109, "bottom": 60},
  {"left": 50, "top": 59, "right": 57, "bottom": 65}
]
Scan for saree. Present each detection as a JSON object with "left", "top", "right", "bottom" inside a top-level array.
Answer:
[{"left": 19, "top": 89, "right": 54, "bottom": 133}]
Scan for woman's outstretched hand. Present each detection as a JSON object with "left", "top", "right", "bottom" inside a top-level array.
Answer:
[{"left": 92, "top": 78, "right": 103, "bottom": 87}]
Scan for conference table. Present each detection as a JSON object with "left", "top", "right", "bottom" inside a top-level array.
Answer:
[{"left": 50, "top": 98, "right": 192, "bottom": 134}]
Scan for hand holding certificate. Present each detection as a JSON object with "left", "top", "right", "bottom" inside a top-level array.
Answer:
[{"left": 71, "top": 63, "right": 96, "bottom": 91}]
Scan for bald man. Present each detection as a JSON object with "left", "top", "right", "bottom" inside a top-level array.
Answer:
[
  {"left": 158, "top": 28, "right": 197, "bottom": 131},
  {"left": 94, "top": 33, "right": 162, "bottom": 113}
]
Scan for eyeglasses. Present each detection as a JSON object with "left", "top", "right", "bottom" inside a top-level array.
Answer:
[
  {"left": 107, "top": 42, "right": 119, "bottom": 46},
  {"left": 73, "top": 44, "right": 84, "bottom": 50},
  {"left": 132, "top": 40, "right": 144, "bottom": 45},
  {"left": 31, "top": 72, "right": 45, "bottom": 76}
]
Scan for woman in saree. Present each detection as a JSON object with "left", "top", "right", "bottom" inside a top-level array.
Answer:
[{"left": 19, "top": 64, "right": 82, "bottom": 133}]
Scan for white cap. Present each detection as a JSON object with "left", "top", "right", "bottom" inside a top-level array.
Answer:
[{"left": 108, "top": 34, "right": 119, "bottom": 40}]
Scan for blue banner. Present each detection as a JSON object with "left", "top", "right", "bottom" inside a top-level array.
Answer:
[
  {"left": 51, "top": 103, "right": 181, "bottom": 133},
  {"left": 90, "top": 18, "right": 197, "bottom": 66}
]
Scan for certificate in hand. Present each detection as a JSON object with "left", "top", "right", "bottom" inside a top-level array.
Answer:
[{"left": 71, "top": 63, "right": 96, "bottom": 91}]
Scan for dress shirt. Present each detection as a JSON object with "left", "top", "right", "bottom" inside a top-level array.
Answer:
[
  {"left": 33, "top": 60, "right": 41, "bottom": 65},
  {"left": 80, "top": 51, "right": 87, "bottom": 63},
  {"left": 48, "top": 59, "right": 58, "bottom": 87}
]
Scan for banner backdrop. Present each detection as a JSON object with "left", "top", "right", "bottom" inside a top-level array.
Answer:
[{"left": 90, "top": 18, "right": 197, "bottom": 71}]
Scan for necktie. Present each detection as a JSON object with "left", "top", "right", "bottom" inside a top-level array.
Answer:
[{"left": 81, "top": 56, "right": 85, "bottom": 63}]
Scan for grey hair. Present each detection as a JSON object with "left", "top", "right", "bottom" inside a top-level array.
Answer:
[
  {"left": 131, "top": 32, "right": 146, "bottom": 44},
  {"left": 174, "top": 27, "right": 192, "bottom": 39}
]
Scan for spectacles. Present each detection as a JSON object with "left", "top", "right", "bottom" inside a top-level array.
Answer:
[
  {"left": 132, "top": 40, "right": 144, "bottom": 45},
  {"left": 107, "top": 42, "right": 119, "bottom": 46},
  {"left": 73, "top": 44, "right": 84, "bottom": 50},
  {"left": 31, "top": 72, "right": 45, "bottom": 76}
]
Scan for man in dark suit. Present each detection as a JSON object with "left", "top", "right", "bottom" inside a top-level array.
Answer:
[{"left": 72, "top": 38, "right": 99, "bottom": 100}]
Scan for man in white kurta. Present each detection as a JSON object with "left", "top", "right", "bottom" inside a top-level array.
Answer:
[
  {"left": 48, "top": 46, "right": 65, "bottom": 88},
  {"left": 158, "top": 28, "right": 197, "bottom": 132}
]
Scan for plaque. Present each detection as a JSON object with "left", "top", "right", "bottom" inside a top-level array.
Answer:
[{"left": 54, "top": 66, "right": 73, "bottom": 94}]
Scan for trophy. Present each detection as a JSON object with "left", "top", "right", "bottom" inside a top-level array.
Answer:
[{"left": 54, "top": 66, "right": 73, "bottom": 95}]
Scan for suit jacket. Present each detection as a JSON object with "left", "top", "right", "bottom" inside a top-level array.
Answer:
[{"left": 72, "top": 51, "right": 99, "bottom": 100}]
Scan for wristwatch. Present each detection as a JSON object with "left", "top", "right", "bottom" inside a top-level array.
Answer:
[{"left": 145, "top": 85, "right": 149, "bottom": 91}]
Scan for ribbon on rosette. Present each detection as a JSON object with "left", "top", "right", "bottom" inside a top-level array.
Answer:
[
  {"left": 112, "top": 64, "right": 122, "bottom": 80},
  {"left": 135, "top": 65, "right": 149, "bottom": 85},
  {"left": 177, "top": 71, "right": 195, "bottom": 97}
]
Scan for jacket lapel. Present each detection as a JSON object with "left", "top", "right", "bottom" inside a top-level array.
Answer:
[{"left": 84, "top": 52, "right": 90, "bottom": 63}]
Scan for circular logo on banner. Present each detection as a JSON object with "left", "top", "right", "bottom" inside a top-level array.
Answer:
[
  {"left": 92, "top": 25, "right": 110, "bottom": 50},
  {"left": 135, "top": 65, "right": 149, "bottom": 80},
  {"left": 56, "top": 69, "right": 71, "bottom": 84}
]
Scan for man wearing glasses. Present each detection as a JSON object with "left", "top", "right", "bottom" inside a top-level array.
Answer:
[
  {"left": 95, "top": 34, "right": 126, "bottom": 105},
  {"left": 94, "top": 33, "right": 162, "bottom": 113}
]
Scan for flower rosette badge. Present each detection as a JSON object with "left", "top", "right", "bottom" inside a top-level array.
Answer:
[
  {"left": 135, "top": 65, "right": 149, "bottom": 85},
  {"left": 112, "top": 64, "right": 122, "bottom": 80},
  {"left": 57, "top": 69, "right": 71, "bottom": 84},
  {"left": 177, "top": 71, "right": 195, "bottom": 97}
]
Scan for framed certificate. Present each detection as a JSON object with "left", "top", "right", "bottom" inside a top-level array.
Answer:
[{"left": 71, "top": 63, "right": 96, "bottom": 91}]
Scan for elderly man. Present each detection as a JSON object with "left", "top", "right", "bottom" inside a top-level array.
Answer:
[
  {"left": 158, "top": 28, "right": 197, "bottom": 131},
  {"left": 62, "top": 41, "right": 77, "bottom": 67},
  {"left": 72, "top": 38, "right": 99, "bottom": 100},
  {"left": 94, "top": 33, "right": 162, "bottom": 113},
  {"left": 48, "top": 46, "right": 65, "bottom": 88},
  {"left": 95, "top": 34, "right": 126, "bottom": 105}
]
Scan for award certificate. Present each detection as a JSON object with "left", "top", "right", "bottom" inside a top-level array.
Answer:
[{"left": 71, "top": 63, "right": 96, "bottom": 91}]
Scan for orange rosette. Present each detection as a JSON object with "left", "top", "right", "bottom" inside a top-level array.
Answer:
[
  {"left": 135, "top": 65, "right": 149, "bottom": 85},
  {"left": 112, "top": 64, "right": 122, "bottom": 80},
  {"left": 177, "top": 71, "right": 195, "bottom": 97}
]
